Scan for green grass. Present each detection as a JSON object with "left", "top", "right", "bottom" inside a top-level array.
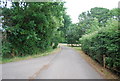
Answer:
[
  {"left": 68, "top": 45, "right": 82, "bottom": 51},
  {"left": 72, "top": 47, "right": 82, "bottom": 50},
  {"left": 0, "top": 48, "right": 59, "bottom": 64}
]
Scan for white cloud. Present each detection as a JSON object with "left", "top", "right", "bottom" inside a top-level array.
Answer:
[{"left": 64, "top": 0, "right": 120, "bottom": 23}]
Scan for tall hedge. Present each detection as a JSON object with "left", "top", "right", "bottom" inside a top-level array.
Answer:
[{"left": 80, "top": 19, "right": 120, "bottom": 72}]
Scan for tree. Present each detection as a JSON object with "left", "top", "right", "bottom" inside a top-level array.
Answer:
[
  {"left": 90, "top": 7, "right": 111, "bottom": 26},
  {"left": 66, "top": 24, "right": 80, "bottom": 44},
  {"left": 58, "top": 12, "right": 72, "bottom": 43},
  {"left": 2, "top": 1, "right": 65, "bottom": 58},
  {"left": 110, "top": 8, "right": 120, "bottom": 21}
]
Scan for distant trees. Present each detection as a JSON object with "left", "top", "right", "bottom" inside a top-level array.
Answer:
[
  {"left": 75, "top": 7, "right": 119, "bottom": 38},
  {"left": 90, "top": 7, "right": 111, "bottom": 26},
  {"left": 66, "top": 24, "right": 80, "bottom": 44},
  {"left": 2, "top": 2, "right": 65, "bottom": 58},
  {"left": 58, "top": 12, "right": 72, "bottom": 43}
]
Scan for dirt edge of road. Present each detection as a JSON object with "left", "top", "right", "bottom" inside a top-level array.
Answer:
[{"left": 72, "top": 47, "right": 119, "bottom": 79}]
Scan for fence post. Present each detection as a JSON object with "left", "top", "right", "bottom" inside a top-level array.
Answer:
[{"left": 103, "top": 55, "right": 106, "bottom": 68}]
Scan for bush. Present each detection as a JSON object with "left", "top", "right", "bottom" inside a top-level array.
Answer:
[{"left": 80, "top": 19, "right": 120, "bottom": 71}]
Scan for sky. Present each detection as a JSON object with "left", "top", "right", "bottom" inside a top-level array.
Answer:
[{"left": 64, "top": 0, "right": 120, "bottom": 23}]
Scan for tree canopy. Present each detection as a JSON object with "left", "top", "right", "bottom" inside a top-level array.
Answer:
[{"left": 2, "top": 2, "right": 65, "bottom": 58}]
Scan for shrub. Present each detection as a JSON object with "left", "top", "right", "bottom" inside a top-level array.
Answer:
[{"left": 80, "top": 19, "right": 120, "bottom": 71}]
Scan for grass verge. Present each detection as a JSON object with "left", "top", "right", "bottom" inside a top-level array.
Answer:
[
  {"left": 72, "top": 46, "right": 119, "bottom": 79},
  {"left": 0, "top": 47, "right": 60, "bottom": 64}
]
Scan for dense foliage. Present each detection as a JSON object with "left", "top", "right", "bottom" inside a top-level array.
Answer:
[
  {"left": 2, "top": 2, "right": 65, "bottom": 58},
  {"left": 66, "top": 24, "right": 80, "bottom": 44},
  {"left": 80, "top": 19, "right": 120, "bottom": 71},
  {"left": 78, "top": 7, "right": 120, "bottom": 73},
  {"left": 59, "top": 12, "right": 72, "bottom": 43}
]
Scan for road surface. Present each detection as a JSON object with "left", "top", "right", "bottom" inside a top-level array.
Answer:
[{"left": 1, "top": 45, "right": 103, "bottom": 79}]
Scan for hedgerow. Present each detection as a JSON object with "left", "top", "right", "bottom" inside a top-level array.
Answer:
[{"left": 80, "top": 19, "right": 120, "bottom": 72}]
